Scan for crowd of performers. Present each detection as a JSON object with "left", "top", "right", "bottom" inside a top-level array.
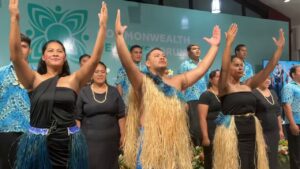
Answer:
[{"left": 1, "top": 0, "right": 300, "bottom": 169}]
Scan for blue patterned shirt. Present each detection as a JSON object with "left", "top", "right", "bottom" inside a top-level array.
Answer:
[
  {"left": 281, "top": 81, "right": 300, "bottom": 124},
  {"left": 115, "top": 63, "right": 146, "bottom": 104},
  {"left": 177, "top": 58, "right": 209, "bottom": 101},
  {"left": 240, "top": 61, "right": 254, "bottom": 82},
  {"left": 0, "top": 64, "right": 31, "bottom": 132}
]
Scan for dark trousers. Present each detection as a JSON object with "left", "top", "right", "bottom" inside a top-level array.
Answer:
[
  {"left": 0, "top": 132, "right": 22, "bottom": 169},
  {"left": 203, "top": 145, "right": 213, "bottom": 169},
  {"left": 286, "top": 124, "right": 300, "bottom": 169},
  {"left": 187, "top": 100, "right": 201, "bottom": 146}
]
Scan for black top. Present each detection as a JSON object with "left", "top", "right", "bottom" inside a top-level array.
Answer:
[
  {"left": 76, "top": 85, "right": 125, "bottom": 122},
  {"left": 220, "top": 92, "right": 257, "bottom": 134},
  {"left": 253, "top": 89, "right": 281, "bottom": 131},
  {"left": 198, "top": 91, "right": 221, "bottom": 120},
  {"left": 30, "top": 76, "right": 76, "bottom": 128}
]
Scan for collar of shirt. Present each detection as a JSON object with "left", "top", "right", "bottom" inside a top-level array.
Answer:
[
  {"left": 187, "top": 57, "right": 201, "bottom": 65},
  {"left": 291, "top": 80, "right": 300, "bottom": 86}
]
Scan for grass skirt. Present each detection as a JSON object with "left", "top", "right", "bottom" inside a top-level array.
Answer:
[{"left": 15, "top": 126, "right": 88, "bottom": 169}]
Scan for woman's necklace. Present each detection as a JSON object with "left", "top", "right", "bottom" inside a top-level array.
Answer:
[
  {"left": 209, "top": 88, "right": 220, "bottom": 103},
  {"left": 91, "top": 84, "right": 108, "bottom": 104},
  {"left": 257, "top": 88, "right": 274, "bottom": 105}
]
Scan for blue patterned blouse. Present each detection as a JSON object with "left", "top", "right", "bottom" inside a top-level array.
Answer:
[
  {"left": 281, "top": 81, "right": 300, "bottom": 124},
  {"left": 115, "top": 63, "right": 146, "bottom": 104},
  {"left": 240, "top": 61, "right": 254, "bottom": 82},
  {"left": 177, "top": 58, "right": 209, "bottom": 101},
  {"left": 0, "top": 64, "right": 31, "bottom": 132}
]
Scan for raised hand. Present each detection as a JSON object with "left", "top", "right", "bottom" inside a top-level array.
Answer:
[
  {"left": 9, "top": 0, "right": 20, "bottom": 19},
  {"left": 99, "top": 1, "right": 108, "bottom": 27},
  {"left": 203, "top": 25, "right": 221, "bottom": 46},
  {"left": 273, "top": 29, "right": 285, "bottom": 48},
  {"left": 115, "top": 9, "right": 127, "bottom": 36},
  {"left": 225, "top": 23, "right": 238, "bottom": 45}
]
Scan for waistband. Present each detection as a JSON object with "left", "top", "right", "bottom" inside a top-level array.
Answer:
[
  {"left": 215, "top": 112, "right": 255, "bottom": 128},
  {"left": 28, "top": 125, "right": 80, "bottom": 136}
]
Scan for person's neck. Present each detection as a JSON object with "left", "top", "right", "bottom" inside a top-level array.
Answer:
[
  {"left": 209, "top": 86, "right": 219, "bottom": 95},
  {"left": 293, "top": 79, "right": 300, "bottom": 85},
  {"left": 237, "top": 56, "right": 245, "bottom": 62},
  {"left": 134, "top": 61, "right": 140, "bottom": 65},
  {"left": 45, "top": 67, "right": 62, "bottom": 77},
  {"left": 229, "top": 76, "right": 241, "bottom": 85},
  {"left": 149, "top": 68, "right": 165, "bottom": 78},
  {"left": 93, "top": 82, "right": 107, "bottom": 89},
  {"left": 189, "top": 56, "right": 199, "bottom": 63},
  {"left": 258, "top": 86, "right": 268, "bottom": 92}
]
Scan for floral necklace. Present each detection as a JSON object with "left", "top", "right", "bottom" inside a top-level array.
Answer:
[
  {"left": 142, "top": 69, "right": 176, "bottom": 97},
  {"left": 91, "top": 84, "right": 108, "bottom": 104}
]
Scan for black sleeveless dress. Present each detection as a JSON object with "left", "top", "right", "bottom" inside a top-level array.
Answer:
[
  {"left": 15, "top": 76, "right": 88, "bottom": 169},
  {"left": 220, "top": 92, "right": 257, "bottom": 169}
]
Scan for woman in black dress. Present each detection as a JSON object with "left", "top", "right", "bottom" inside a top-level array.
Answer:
[
  {"left": 198, "top": 69, "right": 221, "bottom": 169},
  {"left": 76, "top": 62, "right": 126, "bottom": 169},
  {"left": 253, "top": 76, "right": 284, "bottom": 169},
  {"left": 9, "top": 0, "right": 108, "bottom": 168},
  {"left": 213, "top": 24, "right": 285, "bottom": 169}
]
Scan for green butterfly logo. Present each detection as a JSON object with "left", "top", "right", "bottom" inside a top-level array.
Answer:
[{"left": 26, "top": 3, "right": 89, "bottom": 63}]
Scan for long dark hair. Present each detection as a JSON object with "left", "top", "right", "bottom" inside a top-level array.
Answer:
[
  {"left": 37, "top": 40, "right": 70, "bottom": 77},
  {"left": 207, "top": 69, "right": 220, "bottom": 88}
]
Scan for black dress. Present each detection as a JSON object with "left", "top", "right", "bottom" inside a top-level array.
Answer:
[
  {"left": 221, "top": 92, "right": 257, "bottom": 169},
  {"left": 198, "top": 91, "right": 221, "bottom": 169},
  {"left": 76, "top": 85, "right": 125, "bottom": 169},
  {"left": 15, "top": 76, "right": 88, "bottom": 169},
  {"left": 253, "top": 89, "right": 281, "bottom": 169}
]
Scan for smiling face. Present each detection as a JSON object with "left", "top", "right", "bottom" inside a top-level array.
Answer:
[
  {"left": 42, "top": 41, "right": 66, "bottom": 69},
  {"left": 92, "top": 63, "right": 107, "bottom": 85}
]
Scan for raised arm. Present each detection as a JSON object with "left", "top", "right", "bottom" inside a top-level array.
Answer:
[
  {"left": 74, "top": 2, "right": 107, "bottom": 87},
  {"left": 9, "top": 0, "right": 36, "bottom": 89},
  {"left": 176, "top": 26, "right": 221, "bottom": 91},
  {"left": 218, "top": 24, "right": 238, "bottom": 95},
  {"left": 115, "top": 10, "right": 144, "bottom": 92},
  {"left": 245, "top": 29, "right": 285, "bottom": 89}
]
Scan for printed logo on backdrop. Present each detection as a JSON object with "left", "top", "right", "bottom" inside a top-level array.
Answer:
[{"left": 26, "top": 3, "right": 89, "bottom": 63}]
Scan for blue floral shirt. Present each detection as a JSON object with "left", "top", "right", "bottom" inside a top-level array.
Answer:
[
  {"left": 177, "top": 58, "right": 209, "bottom": 101},
  {"left": 0, "top": 64, "right": 31, "bottom": 132},
  {"left": 115, "top": 63, "right": 146, "bottom": 104},
  {"left": 240, "top": 61, "right": 254, "bottom": 82},
  {"left": 281, "top": 81, "right": 300, "bottom": 124}
]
